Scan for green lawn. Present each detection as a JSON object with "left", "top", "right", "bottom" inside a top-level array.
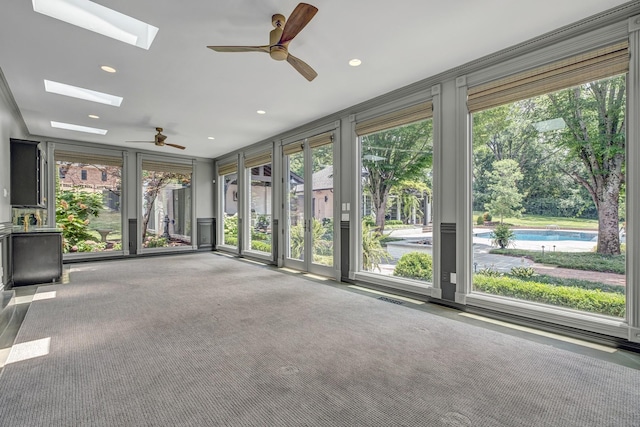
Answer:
[
  {"left": 473, "top": 212, "right": 600, "bottom": 230},
  {"left": 489, "top": 248, "right": 625, "bottom": 274}
]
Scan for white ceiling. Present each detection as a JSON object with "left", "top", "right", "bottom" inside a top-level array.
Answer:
[{"left": 0, "top": 1, "right": 633, "bottom": 158}]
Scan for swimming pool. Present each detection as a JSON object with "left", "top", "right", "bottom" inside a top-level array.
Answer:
[{"left": 474, "top": 229, "right": 597, "bottom": 242}]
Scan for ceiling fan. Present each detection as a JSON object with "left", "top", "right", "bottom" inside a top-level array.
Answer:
[
  {"left": 127, "top": 128, "right": 185, "bottom": 150},
  {"left": 207, "top": 3, "right": 318, "bottom": 81}
]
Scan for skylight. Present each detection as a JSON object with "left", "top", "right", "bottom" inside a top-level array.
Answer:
[
  {"left": 51, "top": 121, "right": 107, "bottom": 135},
  {"left": 44, "top": 80, "right": 123, "bottom": 106},
  {"left": 33, "top": 0, "right": 159, "bottom": 50}
]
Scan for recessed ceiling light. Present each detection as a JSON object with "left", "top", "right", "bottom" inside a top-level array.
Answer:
[
  {"left": 88, "top": 114, "right": 99, "bottom": 119},
  {"left": 100, "top": 65, "right": 116, "bottom": 73},
  {"left": 257, "top": 110, "right": 266, "bottom": 115},
  {"left": 44, "top": 80, "right": 123, "bottom": 107},
  {"left": 51, "top": 121, "right": 107, "bottom": 135},
  {"left": 349, "top": 58, "right": 362, "bottom": 67},
  {"left": 208, "top": 136, "right": 215, "bottom": 140},
  {"left": 33, "top": 0, "right": 159, "bottom": 50}
]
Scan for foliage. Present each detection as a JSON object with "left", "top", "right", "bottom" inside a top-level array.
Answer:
[
  {"left": 476, "top": 266, "right": 502, "bottom": 277},
  {"left": 476, "top": 215, "right": 485, "bottom": 225},
  {"left": 509, "top": 266, "right": 535, "bottom": 278},
  {"left": 69, "top": 240, "right": 106, "bottom": 253},
  {"left": 251, "top": 240, "right": 271, "bottom": 253},
  {"left": 224, "top": 236, "right": 238, "bottom": 246},
  {"left": 489, "top": 248, "right": 625, "bottom": 274},
  {"left": 390, "top": 179, "right": 430, "bottom": 223},
  {"left": 362, "top": 119, "right": 433, "bottom": 234},
  {"left": 385, "top": 220, "right": 404, "bottom": 226},
  {"left": 255, "top": 214, "right": 270, "bottom": 232},
  {"left": 363, "top": 215, "right": 376, "bottom": 228},
  {"left": 251, "top": 231, "right": 269, "bottom": 241},
  {"left": 144, "top": 236, "right": 168, "bottom": 248},
  {"left": 473, "top": 274, "right": 625, "bottom": 317},
  {"left": 490, "top": 223, "right": 515, "bottom": 249},
  {"left": 393, "top": 252, "right": 433, "bottom": 281},
  {"left": 56, "top": 189, "right": 104, "bottom": 252},
  {"left": 141, "top": 170, "right": 190, "bottom": 241},
  {"left": 223, "top": 215, "right": 238, "bottom": 243},
  {"left": 482, "top": 212, "right": 492, "bottom": 222},
  {"left": 484, "top": 159, "right": 525, "bottom": 223},
  {"left": 362, "top": 220, "right": 391, "bottom": 271},
  {"left": 289, "top": 218, "right": 330, "bottom": 260}
]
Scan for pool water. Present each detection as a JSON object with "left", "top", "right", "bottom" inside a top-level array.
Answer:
[{"left": 475, "top": 229, "right": 597, "bottom": 242}]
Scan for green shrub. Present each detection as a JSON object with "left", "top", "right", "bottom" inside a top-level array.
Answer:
[
  {"left": 56, "top": 189, "right": 104, "bottom": 252},
  {"left": 144, "top": 236, "right": 168, "bottom": 248},
  {"left": 363, "top": 215, "right": 376, "bottom": 228},
  {"left": 393, "top": 252, "right": 433, "bottom": 281},
  {"left": 491, "top": 223, "right": 515, "bottom": 248},
  {"left": 251, "top": 240, "right": 271, "bottom": 253},
  {"left": 476, "top": 215, "right": 485, "bottom": 225},
  {"left": 510, "top": 266, "right": 535, "bottom": 278},
  {"left": 224, "top": 235, "right": 238, "bottom": 246},
  {"left": 473, "top": 275, "right": 625, "bottom": 317},
  {"left": 386, "top": 220, "right": 404, "bottom": 226},
  {"left": 477, "top": 266, "right": 502, "bottom": 277},
  {"left": 482, "top": 212, "right": 492, "bottom": 222},
  {"left": 362, "top": 220, "right": 391, "bottom": 271}
]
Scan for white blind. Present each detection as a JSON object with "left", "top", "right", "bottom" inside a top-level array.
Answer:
[
  {"left": 142, "top": 159, "right": 192, "bottom": 175},
  {"left": 468, "top": 41, "right": 629, "bottom": 113},
  {"left": 55, "top": 150, "right": 123, "bottom": 166},
  {"left": 218, "top": 162, "right": 237, "bottom": 176},
  {"left": 244, "top": 151, "right": 272, "bottom": 168},
  {"left": 355, "top": 102, "right": 433, "bottom": 136},
  {"left": 283, "top": 131, "right": 334, "bottom": 155}
]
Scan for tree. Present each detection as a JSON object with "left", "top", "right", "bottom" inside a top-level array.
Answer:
[
  {"left": 362, "top": 120, "right": 433, "bottom": 234},
  {"left": 546, "top": 75, "right": 625, "bottom": 255},
  {"left": 141, "top": 171, "right": 190, "bottom": 240},
  {"left": 390, "top": 179, "right": 431, "bottom": 224},
  {"left": 484, "top": 159, "right": 525, "bottom": 223}
]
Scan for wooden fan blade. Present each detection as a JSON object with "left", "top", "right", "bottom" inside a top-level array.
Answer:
[
  {"left": 207, "top": 45, "right": 269, "bottom": 53},
  {"left": 279, "top": 3, "right": 318, "bottom": 45},
  {"left": 286, "top": 53, "right": 317, "bottom": 81},
  {"left": 165, "top": 143, "right": 186, "bottom": 150}
]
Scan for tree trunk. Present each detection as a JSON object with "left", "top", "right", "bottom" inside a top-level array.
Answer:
[{"left": 595, "top": 179, "right": 621, "bottom": 255}]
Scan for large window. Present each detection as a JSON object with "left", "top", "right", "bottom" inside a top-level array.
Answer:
[
  {"left": 470, "top": 42, "right": 628, "bottom": 319},
  {"left": 141, "top": 159, "right": 192, "bottom": 249},
  {"left": 55, "top": 150, "right": 123, "bottom": 254},
  {"left": 245, "top": 152, "right": 272, "bottom": 255},
  {"left": 357, "top": 102, "right": 434, "bottom": 284}
]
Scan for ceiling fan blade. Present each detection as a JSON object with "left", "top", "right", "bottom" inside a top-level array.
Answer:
[
  {"left": 165, "top": 143, "right": 186, "bottom": 150},
  {"left": 279, "top": 3, "right": 318, "bottom": 45},
  {"left": 286, "top": 54, "right": 317, "bottom": 81},
  {"left": 207, "top": 45, "right": 269, "bottom": 53}
]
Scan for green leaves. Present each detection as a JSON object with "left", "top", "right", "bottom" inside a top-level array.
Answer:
[{"left": 473, "top": 274, "right": 625, "bottom": 317}]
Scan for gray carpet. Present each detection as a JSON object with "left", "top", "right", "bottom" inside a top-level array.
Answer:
[{"left": 0, "top": 253, "right": 638, "bottom": 426}]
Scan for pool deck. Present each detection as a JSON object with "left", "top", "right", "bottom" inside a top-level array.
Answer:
[{"left": 379, "top": 226, "right": 624, "bottom": 282}]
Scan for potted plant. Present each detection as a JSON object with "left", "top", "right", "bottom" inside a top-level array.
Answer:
[{"left": 491, "top": 223, "right": 515, "bottom": 249}]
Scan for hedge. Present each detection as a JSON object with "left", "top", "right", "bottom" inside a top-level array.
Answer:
[
  {"left": 393, "top": 252, "right": 432, "bottom": 281},
  {"left": 473, "top": 274, "right": 625, "bottom": 318}
]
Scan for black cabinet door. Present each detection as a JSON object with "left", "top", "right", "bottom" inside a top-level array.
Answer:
[
  {"left": 11, "top": 233, "right": 62, "bottom": 286},
  {"left": 10, "top": 139, "right": 43, "bottom": 207}
]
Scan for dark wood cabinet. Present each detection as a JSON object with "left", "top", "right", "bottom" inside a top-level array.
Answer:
[
  {"left": 11, "top": 232, "right": 62, "bottom": 286},
  {"left": 10, "top": 139, "right": 44, "bottom": 207}
]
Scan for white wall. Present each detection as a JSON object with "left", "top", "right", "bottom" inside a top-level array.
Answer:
[{"left": 0, "top": 74, "right": 27, "bottom": 223}]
